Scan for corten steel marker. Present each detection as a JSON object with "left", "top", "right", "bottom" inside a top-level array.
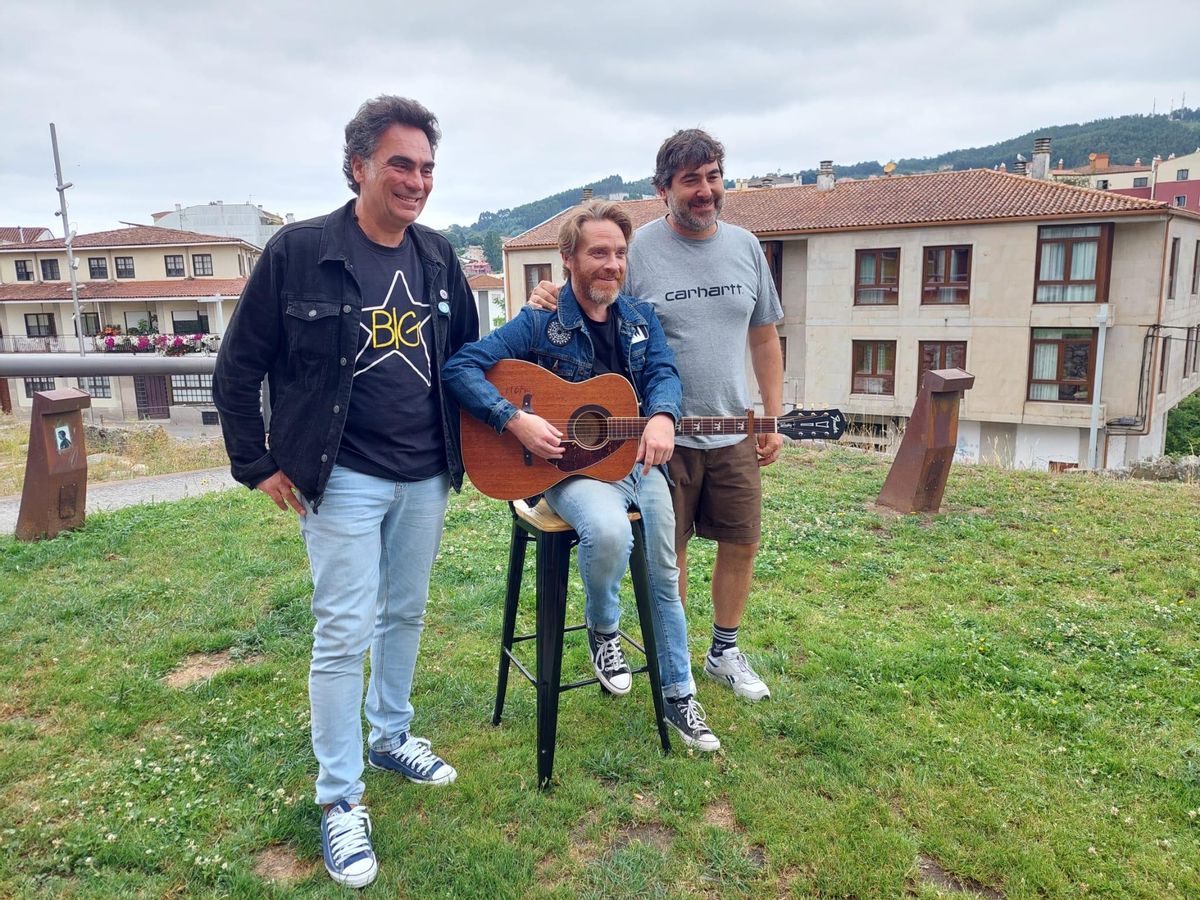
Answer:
[
  {"left": 877, "top": 368, "right": 975, "bottom": 514},
  {"left": 15, "top": 388, "right": 92, "bottom": 541}
]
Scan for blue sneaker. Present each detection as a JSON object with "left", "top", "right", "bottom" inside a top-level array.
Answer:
[
  {"left": 368, "top": 734, "right": 457, "bottom": 785},
  {"left": 320, "top": 800, "right": 377, "bottom": 888}
]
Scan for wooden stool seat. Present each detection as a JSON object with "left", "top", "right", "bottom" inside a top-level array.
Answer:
[{"left": 495, "top": 497, "right": 670, "bottom": 788}]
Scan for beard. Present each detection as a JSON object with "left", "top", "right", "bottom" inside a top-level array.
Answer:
[
  {"left": 586, "top": 279, "right": 620, "bottom": 307},
  {"left": 667, "top": 190, "right": 723, "bottom": 233}
]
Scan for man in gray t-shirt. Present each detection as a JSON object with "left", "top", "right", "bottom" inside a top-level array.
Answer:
[
  {"left": 532, "top": 129, "right": 784, "bottom": 703},
  {"left": 635, "top": 129, "right": 783, "bottom": 703}
]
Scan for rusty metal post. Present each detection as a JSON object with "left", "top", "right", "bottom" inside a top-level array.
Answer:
[
  {"left": 876, "top": 368, "right": 975, "bottom": 514},
  {"left": 15, "top": 388, "right": 92, "bottom": 540}
]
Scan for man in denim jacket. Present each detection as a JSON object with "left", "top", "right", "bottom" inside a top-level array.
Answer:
[
  {"left": 444, "top": 199, "right": 720, "bottom": 751},
  {"left": 214, "top": 96, "right": 477, "bottom": 889}
]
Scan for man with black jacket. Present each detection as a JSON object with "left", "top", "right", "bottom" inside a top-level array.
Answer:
[{"left": 213, "top": 95, "right": 477, "bottom": 889}]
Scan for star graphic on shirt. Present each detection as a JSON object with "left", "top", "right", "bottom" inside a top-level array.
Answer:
[{"left": 355, "top": 269, "right": 432, "bottom": 386}]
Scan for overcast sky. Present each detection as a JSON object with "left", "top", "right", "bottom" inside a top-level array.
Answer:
[{"left": 3, "top": 0, "right": 1197, "bottom": 238}]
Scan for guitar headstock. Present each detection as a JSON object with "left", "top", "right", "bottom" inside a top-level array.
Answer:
[{"left": 778, "top": 408, "right": 846, "bottom": 441}]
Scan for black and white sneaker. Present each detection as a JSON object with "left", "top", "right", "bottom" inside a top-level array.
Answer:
[
  {"left": 663, "top": 695, "right": 721, "bottom": 752},
  {"left": 587, "top": 628, "right": 632, "bottom": 695}
]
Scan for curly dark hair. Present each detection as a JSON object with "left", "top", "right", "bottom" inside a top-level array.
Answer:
[{"left": 342, "top": 96, "right": 441, "bottom": 195}]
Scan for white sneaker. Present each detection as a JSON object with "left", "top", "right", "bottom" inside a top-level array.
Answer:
[{"left": 703, "top": 647, "right": 771, "bottom": 701}]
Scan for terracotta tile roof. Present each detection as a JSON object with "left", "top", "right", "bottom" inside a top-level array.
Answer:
[
  {"left": 468, "top": 273, "right": 504, "bottom": 289},
  {"left": 0, "top": 226, "right": 53, "bottom": 243},
  {"left": 0, "top": 225, "right": 249, "bottom": 251},
  {"left": 0, "top": 278, "right": 247, "bottom": 303},
  {"left": 504, "top": 169, "right": 1173, "bottom": 249}
]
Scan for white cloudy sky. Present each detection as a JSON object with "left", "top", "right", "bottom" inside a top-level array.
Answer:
[{"left": 2, "top": 0, "right": 1197, "bottom": 237}]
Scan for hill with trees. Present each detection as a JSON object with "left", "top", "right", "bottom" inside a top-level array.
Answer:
[{"left": 445, "top": 109, "right": 1200, "bottom": 266}]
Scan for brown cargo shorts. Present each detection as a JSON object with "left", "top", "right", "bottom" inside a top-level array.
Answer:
[{"left": 667, "top": 437, "right": 762, "bottom": 545}]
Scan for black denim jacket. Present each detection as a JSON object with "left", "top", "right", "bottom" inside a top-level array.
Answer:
[{"left": 213, "top": 200, "right": 479, "bottom": 508}]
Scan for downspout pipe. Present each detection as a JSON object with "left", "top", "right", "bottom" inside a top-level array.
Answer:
[{"left": 1087, "top": 304, "right": 1110, "bottom": 468}]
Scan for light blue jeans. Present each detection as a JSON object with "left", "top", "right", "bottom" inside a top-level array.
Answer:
[
  {"left": 545, "top": 465, "right": 696, "bottom": 700},
  {"left": 299, "top": 465, "right": 449, "bottom": 806}
]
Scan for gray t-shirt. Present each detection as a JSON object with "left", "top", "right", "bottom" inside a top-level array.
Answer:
[{"left": 626, "top": 217, "right": 783, "bottom": 448}]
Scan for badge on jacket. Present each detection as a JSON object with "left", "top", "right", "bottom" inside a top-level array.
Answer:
[{"left": 546, "top": 320, "right": 571, "bottom": 346}]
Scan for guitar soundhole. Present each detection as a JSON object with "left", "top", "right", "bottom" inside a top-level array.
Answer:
[{"left": 570, "top": 406, "right": 610, "bottom": 449}]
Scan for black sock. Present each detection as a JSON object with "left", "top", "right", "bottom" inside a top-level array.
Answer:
[{"left": 710, "top": 625, "right": 738, "bottom": 657}]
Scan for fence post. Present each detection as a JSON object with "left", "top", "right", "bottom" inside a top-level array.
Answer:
[
  {"left": 15, "top": 388, "right": 92, "bottom": 541},
  {"left": 876, "top": 368, "right": 975, "bottom": 514}
]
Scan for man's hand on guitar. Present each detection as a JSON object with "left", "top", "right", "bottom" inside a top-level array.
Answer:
[
  {"left": 528, "top": 281, "right": 561, "bottom": 312},
  {"left": 637, "top": 413, "right": 675, "bottom": 473},
  {"left": 756, "top": 432, "right": 783, "bottom": 467},
  {"left": 504, "top": 410, "right": 564, "bottom": 460}
]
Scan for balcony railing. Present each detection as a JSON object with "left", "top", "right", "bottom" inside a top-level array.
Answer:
[{"left": 1, "top": 335, "right": 70, "bottom": 353}]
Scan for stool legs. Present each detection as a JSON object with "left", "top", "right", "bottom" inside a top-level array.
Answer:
[
  {"left": 535, "top": 531, "right": 571, "bottom": 788},
  {"left": 629, "top": 519, "right": 672, "bottom": 753},
  {"left": 493, "top": 519, "right": 528, "bottom": 726}
]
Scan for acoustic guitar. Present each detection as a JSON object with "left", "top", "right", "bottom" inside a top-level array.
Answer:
[{"left": 460, "top": 360, "right": 845, "bottom": 501}]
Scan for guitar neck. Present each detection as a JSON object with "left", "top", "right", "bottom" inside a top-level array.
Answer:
[{"left": 606, "top": 416, "right": 776, "bottom": 439}]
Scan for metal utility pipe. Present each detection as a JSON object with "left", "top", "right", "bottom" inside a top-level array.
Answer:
[
  {"left": 1087, "top": 304, "right": 1110, "bottom": 468},
  {"left": 0, "top": 354, "right": 217, "bottom": 377}
]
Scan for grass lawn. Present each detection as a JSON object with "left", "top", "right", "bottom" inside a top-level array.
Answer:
[{"left": 0, "top": 446, "right": 1197, "bottom": 897}]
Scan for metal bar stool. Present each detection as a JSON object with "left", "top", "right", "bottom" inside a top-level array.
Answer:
[{"left": 493, "top": 497, "right": 672, "bottom": 788}]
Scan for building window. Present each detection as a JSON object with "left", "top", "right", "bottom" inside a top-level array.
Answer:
[
  {"left": 24, "top": 313, "right": 56, "bottom": 337},
  {"left": 41, "top": 259, "right": 61, "bottom": 281},
  {"left": 524, "top": 263, "right": 551, "bottom": 299},
  {"left": 88, "top": 257, "right": 108, "bottom": 279},
  {"left": 918, "top": 341, "right": 967, "bottom": 387},
  {"left": 24, "top": 377, "right": 56, "bottom": 397},
  {"left": 192, "top": 253, "right": 214, "bottom": 276},
  {"left": 855, "top": 249, "right": 900, "bottom": 305},
  {"left": 1095, "top": 179, "right": 1109, "bottom": 189},
  {"left": 76, "top": 312, "right": 101, "bottom": 336},
  {"left": 1028, "top": 328, "right": 1096, "bottom": 402},
  {"left": 171, "top": 310, "right": 210, "bottom": 334},
  {"left": 238, "top": 254, "right": 245, "bottom": 276},
  {"left": 852, "top": 340, "right": 896, "bottom": 395},
  {"left": 77, "top": 375, "right": 112, "bottom": 398},
  {"left": 761, "top": 240, "right": 783, "bottom": 297},
  {"left": 164, "top": 255, "right": 185, "bottom": 277},
  {"left": 1168, "top": 237, "right": 1181, "bottom": 300},
  {"left": 1178, "top": 169, "right": 1190, "bottom": 181},
  {"left": 922, "top": 246, "right": 971, "bottom": 304},
  {"left": 124, "top": 310, "right": 154, "bottom": 333},
  {"left": 115, "top": 256, "right": 135, "bottom": 278},
  {"left": 1034, "top": 224, "right": 1112, "bottom": 303},
  {"left": 1159, "top": 336, "right": 1171, "bottom": 394},
  {"left": 1192, "top": 240, "right": 1200, "bottom": 295},
  {"left": 170, "top": 374, "right": 213, "bottom": 404},
  {"left": 1133, "top": 177, "right": 1149, "bottom": 188},
  {"left": 15, "top": 260, "right": 33, "bottom": 281},
  {"left": 1175, "top": 196, "right": 1187, "bottom": 208}
]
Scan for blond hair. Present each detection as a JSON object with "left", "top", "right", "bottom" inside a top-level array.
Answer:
[{"left": 557, "top": 199, "right": 632, "bottom": 258}]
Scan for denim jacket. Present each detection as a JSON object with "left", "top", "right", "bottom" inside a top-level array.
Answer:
[
  {"left": 213, "top": 200, "right": 479, "bottom": 508},
  {"left": 442, "top": 279, "right": 681, "bottom": 433}
]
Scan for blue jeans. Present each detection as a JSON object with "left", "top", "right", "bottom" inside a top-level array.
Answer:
[
  {"left": 299, "top": 465, "right": 449, "bottom": 806},
  {"left": 545, "top": 466, "right": 695, "bottom": 700}
]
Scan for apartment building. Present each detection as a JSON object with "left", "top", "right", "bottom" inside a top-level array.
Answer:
[
  {"left": 503, "top": 166, "right": 1200, "bottom": 470},
  {"left": 0, "top": 225, "right": 258, "bottom": 424}
]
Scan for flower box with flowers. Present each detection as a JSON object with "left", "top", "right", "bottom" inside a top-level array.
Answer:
[{"left": 94, "top": 332, "right": 221, "bottom": 355}]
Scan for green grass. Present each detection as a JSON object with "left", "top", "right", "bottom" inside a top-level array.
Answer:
[
  {"left": 0, "top": 415, "right": 229, "bottom": 497},
  {"left": 1, "top": 447, "right": 1197, "bottom": 897}
]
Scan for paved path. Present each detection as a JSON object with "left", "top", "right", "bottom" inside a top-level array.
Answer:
[{"left": 0, "top": 467, "right": 240, "bottom": 535}]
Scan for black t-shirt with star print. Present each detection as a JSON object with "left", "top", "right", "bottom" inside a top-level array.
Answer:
[{"left": 336, "top": 218, "right": 445, "bottom": 482}]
